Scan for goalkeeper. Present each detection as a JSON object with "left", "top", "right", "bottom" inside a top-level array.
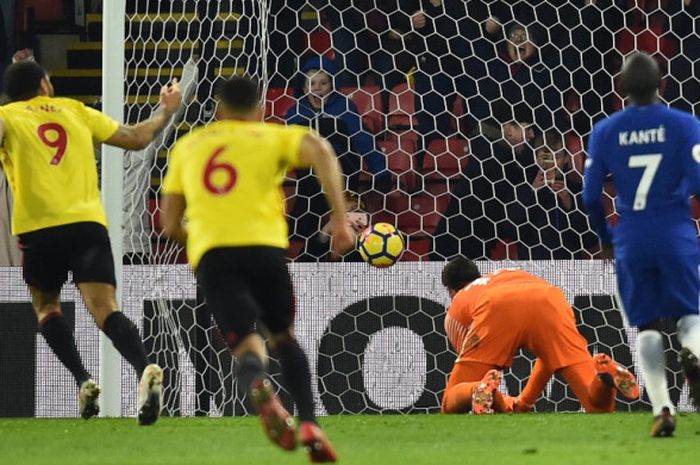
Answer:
[{"left": 441, "top": 257, "right": 639, "bottom": 414}]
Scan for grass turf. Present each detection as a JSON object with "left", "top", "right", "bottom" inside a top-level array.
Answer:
[{"left": 0, "top": 413, "right": 699, "bottom": 465}]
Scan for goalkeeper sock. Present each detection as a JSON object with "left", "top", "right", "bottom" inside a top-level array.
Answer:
[
  {"left": 236, "top": 352, "right": 265, "bottom": 394},
  {"left": 638, "top": 330, "right": 675, "bottom": 415},
  {"left": 102, "top": 312, "right": 149, "bottom": 378},
  {"left": 276, "top": 337, "right": 316, "bottom": 423},
  {"left": 39, "top": 312, "right": 91, "bottom": 386},
  {"left": 677, "top": 314, "right": 700, "bottom": 357}
]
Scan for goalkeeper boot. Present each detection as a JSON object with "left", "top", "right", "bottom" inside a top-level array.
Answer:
[
  {"left": 650, "top": 407, "right": 676, "bottom": 438},
  {"left": 250, "top": 378, "right": 297, "bottom": 451},
  {"left": 300, "top": 421, "right": 338, "bottom": 463},
  {"left": 594, "top": 353, "right": 640, "bottom": 399},
  {"left": 472, "top": 369, "right": 501, "bottom": 415},
  {"left": 137, "top": 363, "right": 163, "bottom": 426},
  {"left": 79, "top": 379, "right": 101, "bottom": 419},
  {"left": 679, "top": 348, "right": 700, "bottom": 409}
]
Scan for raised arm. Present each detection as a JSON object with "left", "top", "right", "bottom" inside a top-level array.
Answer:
[
  {"left": 105, "top": 78, "right": 182, "bottom": 150},
  {"left": 297, "top": 133, "right": 355, "bottom": 255}
]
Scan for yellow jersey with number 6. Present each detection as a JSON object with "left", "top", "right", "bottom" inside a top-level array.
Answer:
[
  {"left": 161, "top": 120, "right": 310, "bottom": 269},
  {"left": 0, "top": 96, "right": 119, "bottom": 234}
]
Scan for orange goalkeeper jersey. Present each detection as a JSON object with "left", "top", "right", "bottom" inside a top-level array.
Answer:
[{"left": 444, "top": 269, "right": 591, "bottom": 370}]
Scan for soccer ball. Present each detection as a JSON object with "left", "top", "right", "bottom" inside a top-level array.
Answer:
[{"left": 358, "top": 223, "right": 405, "bottom": 267}]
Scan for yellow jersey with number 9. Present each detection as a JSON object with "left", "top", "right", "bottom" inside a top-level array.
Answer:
[
  {"left": 0, "top": 96, "right": 119, "bottom": 234},
  {"left": 161, "top": 120, "right": 310, "bottom": 269}
]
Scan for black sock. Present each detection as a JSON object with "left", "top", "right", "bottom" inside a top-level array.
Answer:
[
  {"left": 276, "top": 338, "right": 316, "bottom": 423},
  {"left": 39, "top": 313, "right": 90, "bottom": 386},
  {"left": 102, "top": 312, "right": 149, "bottom": 378},
  {"left": 237, "top": 352, "right": 265, "bottom": 395}
]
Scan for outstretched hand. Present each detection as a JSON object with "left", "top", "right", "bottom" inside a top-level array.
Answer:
[
  {"left": 330, "top": 218, "right": 356, "bottom": 257},
  {"left": 159, "top": 78, "right": 182, "bottom": 115}
]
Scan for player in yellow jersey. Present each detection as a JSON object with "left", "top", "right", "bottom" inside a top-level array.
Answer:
[
  {"left": 0, "top": 61, "right": 182, "bottom": 424},
  {"left": 161, "top": 76, "right": 354, "bottom": 463}
]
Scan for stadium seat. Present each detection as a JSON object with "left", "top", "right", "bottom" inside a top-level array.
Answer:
[
  {"left": 20, "top": 0, "right": 65, "bottom": 24},
  {"left": 305, "top": 28, "right": 335, "bottom": 59},
  {"left": 402, "top": 236, "right": 431, "bottom": 261},
  {"left": 489, "top": 240, "right": 519, "bottom": 260},
  {"left": 349, "top": 86, "right": 383, "bottom": 134},
  {"left": 395, "top": 194, "right": 447, "bottom": 236},
  {"left": 616, "top": 26, "right": 677, "bottom": 60},
  {"left": 265, "top": 87, "right": 295, "bottom": 123},
  {"left": 384, "top": 130, "right": 419, "bottom": 155},
  {"left": 379, "top": 139, "right": 417, "bottom": 192},
  {"left": 423, "top": 138, "right": 469, "bottom": 179},
  {"left": 387, "top": 82, "right": 416, "bottom": 129}
]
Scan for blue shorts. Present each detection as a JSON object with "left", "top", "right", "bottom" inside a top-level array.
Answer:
[{"left": 616, "top": 253, "right": 700, "bottom": 327}]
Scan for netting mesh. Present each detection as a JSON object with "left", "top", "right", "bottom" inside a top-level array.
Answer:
[
  {"left": 7, "top": 263, "right": 693, "bottom": 417},
  {"left": 47, "top": 1, "right": 700, "bottom": 416}
]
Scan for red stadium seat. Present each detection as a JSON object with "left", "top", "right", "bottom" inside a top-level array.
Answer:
[
  {"left": 423, "top": 138, "right": 469, "bottom": 179},
  {"left": 395, "top": 194, "right": 448, "bottom": 236},
  {"left": 379, "top": 139, "right": 417, "bottom": 192},
  {"left": 349, "top": 86, "right": 383, "bottom": 134},
  {"left": 305, "top": 29, "right": 335, "bottom": 59},
  {"left": 489, "top": 240, "right": 519, "bottom": 260},
  {"left": 387, "top": 82, "right": 416, "bottom": 129},
  {"left": 402, "top": 236, "right": 431, "bottom": 261},
  {"left": 265, "top": 87, "right": 295, "bottom": 123},
  {"left": 20, "top": 0, "right": 64, "bottom": 23},
  {"left": 616, "top": 26, "right": 677, "bottom": 60}
]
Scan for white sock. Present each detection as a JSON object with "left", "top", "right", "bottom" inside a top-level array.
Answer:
[
  {"left": 638, "top": 330, "right": 675, "bottom": 415},
  {"left": 677, "top": 314, "right": 700, "bottom": 357}
]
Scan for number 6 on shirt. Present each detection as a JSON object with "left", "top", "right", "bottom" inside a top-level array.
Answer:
[
  {"left": 203, "top": 145, "right": 237, "bottom": 194},
  {"left": 37, "top": 122, "right": 68, "bottom": 165}
]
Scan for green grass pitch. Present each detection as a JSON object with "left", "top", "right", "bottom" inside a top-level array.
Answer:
[{"left": 1, "top": 413, "right": 699, "bottom": 465}]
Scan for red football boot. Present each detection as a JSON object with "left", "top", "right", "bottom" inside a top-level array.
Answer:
[
  {"left": 299, "top": 421, "right": 338, "bottom": 463},
  {"left": 250, "top": 378, "right": 297, "bottom": 451}
]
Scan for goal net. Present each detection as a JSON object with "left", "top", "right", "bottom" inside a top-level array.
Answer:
[{"left": 19, "top": 0, "right": 698, "bottom": 417}]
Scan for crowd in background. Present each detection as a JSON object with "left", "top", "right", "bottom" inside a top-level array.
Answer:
[
  {"left": 271, "top": 0, "right": 700, "bottom": 261},
  {"left": 1, "top": 1, "right": 699, "bottom": 264}
]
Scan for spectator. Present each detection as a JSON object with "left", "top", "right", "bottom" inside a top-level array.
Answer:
[
  {"left": 297, "top": 192, "right": 368, "bottom": 262},
  {"left": 365, "top": 0, "right": 418, "bottom": 110},
  {"left": 0, "top": 0, "right": 16, "bottom": 94},
  {"left": 432, "top": 101, "right": 537, "bottom": 260},
  {"left": 385, "top": 1, "right": 472, "bottom": 159},
  {"left": 476, "top": 22, "right": 570, "bottom": 133},
  {"left": 526, "top": 130, "right": 598, "bottom": 259},
  {"left": 312, "top": 0, "right": 370, "bottom": 88},
  {"left": 285, "top": 56, "right": 388, "bottom": 246}
]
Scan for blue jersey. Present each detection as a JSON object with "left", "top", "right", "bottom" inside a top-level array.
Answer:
[{"left": 583, "top": 104, "right": 700, "bottom": 258}]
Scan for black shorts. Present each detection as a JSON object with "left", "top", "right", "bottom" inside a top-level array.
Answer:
[
  {"left": 196, "top": 246, "right": 295, "bottom": 346},
  {"left": 19, "top": 222, "right": 116, "bottom": 292}
]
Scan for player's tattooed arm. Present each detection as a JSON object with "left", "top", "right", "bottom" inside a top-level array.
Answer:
[{"left": 105, "top": 78, "right": 182, "bottom": 150}]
